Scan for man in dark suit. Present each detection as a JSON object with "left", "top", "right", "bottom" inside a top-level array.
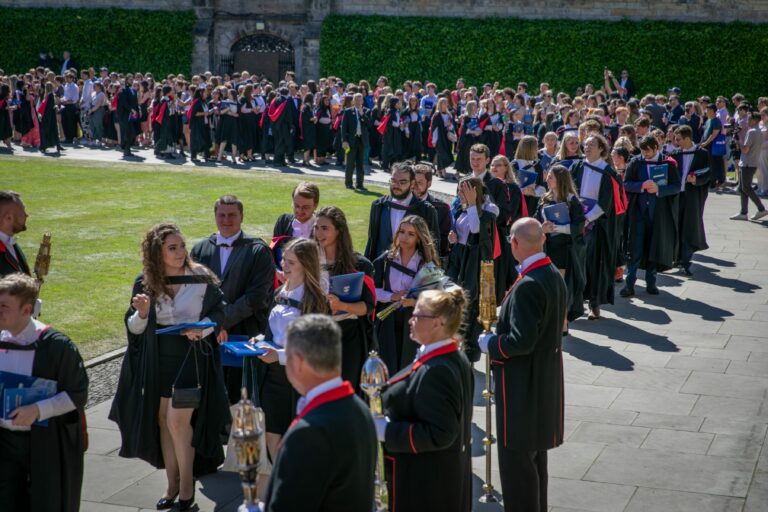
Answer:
[
  {"left": 190, "top": 195, "right": 275, "bottom": 402},
  {"left": 413, "top": 163, "right": 451, "bottom": 263},
  {"left": 364, "top": 162, "right": 441, "bottom": 261},
  {"left": 59, "top": 51, "right": 77, "bottom": 76},
  {"left": 270, "top": 87, "right": 295, "bottom": 166},
  {"left": 117, "top": 78, "right": 139, "bottom": 157},
  {"left": 341, "top": 93, "right": 371, "bottom": 191},
  {"left": 263, "top": 314, "right": 376, "bottom": 512},
  {"left": 479, "top": 218, "right": 566, "bottom": 512},
  {"left": 0, "top": 191, "right": 31, "bottom": 277}
]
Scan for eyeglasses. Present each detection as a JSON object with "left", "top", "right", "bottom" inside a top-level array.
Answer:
[
  {"left": 390, "top": 179, "right": 410, "bottom": 186},
  {"left": 411, "top": 314, "right": 438, "bottom": 321}
]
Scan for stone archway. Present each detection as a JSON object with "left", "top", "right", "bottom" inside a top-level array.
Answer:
[{"left": 229, "top": 33, "right": 295, "bottom": 83}]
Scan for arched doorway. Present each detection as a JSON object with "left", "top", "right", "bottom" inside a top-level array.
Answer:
[{"left": 231, "top": 34, "right": 295, "bottom": 83}]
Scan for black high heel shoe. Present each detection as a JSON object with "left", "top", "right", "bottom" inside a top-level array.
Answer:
[
  {"left": 155, "top": 492, "right": 178, "bottom": 510},
  {"left": 177, "top": 489, "right": 195, "bottom": 511}
]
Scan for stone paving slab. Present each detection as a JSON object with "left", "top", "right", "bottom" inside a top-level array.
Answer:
[{"left": 50, "top": 152, "right": 768, "bottom": 511}]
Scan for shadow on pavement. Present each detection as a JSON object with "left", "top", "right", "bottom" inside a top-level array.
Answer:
[{"left": 563, "top": 335, "right": 635, "bottom": 371}]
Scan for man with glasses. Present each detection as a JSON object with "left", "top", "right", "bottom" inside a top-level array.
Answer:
[{"left": 363, "top": 162, "right": 440, "bottom": 261}]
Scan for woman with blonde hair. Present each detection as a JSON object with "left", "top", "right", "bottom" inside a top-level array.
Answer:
[
  {"left": 553, "top": 131, "right": 584, "bottom": 171},
  {"left": 513, "top": 135, "right": 547, "bottom": 216},
  {"left": 256, "top": 237, "right": 331, "bottom": 459},
  {"left": 373, "top": 215, "right": 439, "bottom": 374},
  {"left": 111, "top": 223, "right": 229, "bottom": 511},
  {"left": 377, "top": 288, "right": 473, "bottom": 511}
]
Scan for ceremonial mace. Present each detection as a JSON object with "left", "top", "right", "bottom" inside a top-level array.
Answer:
[
  {"left": 232, "top": 388, "right": 264, "bottom": 512},
  {"left": 478, "top": 260, "right": 498, "bottom": 503},
  {"left": 361, "top": 351, "right": 390, "bottom": 512},
  {"left": 33, "top": 233, "right": 52, "bottom": 284}
]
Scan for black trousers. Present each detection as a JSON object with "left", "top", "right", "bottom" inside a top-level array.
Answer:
[
  {"left": 62, "top": 104, "right": 78, "bottom": 142},
  {"left": 119, "top": 118, "right": 134, "bottom": 154},
  {"left": 345, "top": 138, "right": 365, "bottom": 187},
  {"left": 498, "top": 447, "right": 548, "bottom": 512},
  {"left": 0, "top": 427, "right": 32, "bottom": 511},
  {"left": 739, "top": 166, "right": 766, "bottom": 214}
]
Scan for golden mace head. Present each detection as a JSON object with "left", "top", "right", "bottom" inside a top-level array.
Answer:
[{"left": 34, "top": 232, "right": 52, "bottom": 283}]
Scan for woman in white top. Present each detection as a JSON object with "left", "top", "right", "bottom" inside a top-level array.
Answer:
[
  {"left": 373, "top": 215, "right": 440, "bottom": 375},
  {"left": 110, "top": 223, "right": 228, "bottom": 512},
  {"left": 255, "top": 238, "right": 330, "bottom": 460}
]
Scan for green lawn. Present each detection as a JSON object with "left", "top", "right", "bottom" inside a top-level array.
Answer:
[{"left": 1, "top": 157, "right": 383, "bottom": 358}]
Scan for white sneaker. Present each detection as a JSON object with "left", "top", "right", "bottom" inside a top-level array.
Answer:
[
  {"left": 750, "top": 210, "right": 768, "bottom": 221},
  {"left": 730, "top": 213, "right": 748, "bottom": 220}
]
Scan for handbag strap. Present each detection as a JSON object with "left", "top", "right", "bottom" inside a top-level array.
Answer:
[{"left": 172, "top": 341, "right": 201, "bottom": 389}]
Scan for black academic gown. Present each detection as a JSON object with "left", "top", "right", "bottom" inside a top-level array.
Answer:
[
  {"left": 189, "top": 99, "right": 211, "bottom": 157},
  {"left": 25, "top": 328, "right": 89, "bottom": 512},
  {"left": 403, "top": 109, "right": 423, "bottom": 160},
  {"left": 480, "top": 112, "right": 503, "bottom": 156},
  {"left": 571, "top": 161, "right": 621, "bottom": 306},
  {"left": 238, "top": 98, "right": 258, "bottom": 153},
  {"left": 0, "top": 238, "right": 31, "bottom": 276},
  {"left": 190, "top": 233, "right": 276, "bottom": 402},
  {"left": 535, "top": 195, "right": 587, "bottom": 322},
  {"left": 271, "top": 96, "right": 295, "bottom": 163},
  {"left": 264, "top": 392, "right": 376, "bottom": 512},
  {"left": 446, "top": 207, "right": 495, "bottom": 348},
  {"left": 363, "top": 195, "right": 440, "bottom": 262},
  {"left": 482, "top": 171, "right": 515, "bottom": 302},
  {"left": 299, "top": 104, "right": 317, "bottom": 151},
  {"left": 153, "top": 98, "right": 175, "bottom": 155},
  {"left": 671, "top": 148, "right": 711, "bottom": 257},
  {"left": 39, "top": 93, "right": 59, "bottom": 151},
  {"left": 513, "top": 160, "right": 547, "bottom": 216},
  {"left": 430, "top": 111, "right": 455, "bottom": 170},
  {"left": 382, "top": 346, "right": 474, "bottom": 512},
  {"left": 109, "top": 275, "right": 231, "bottom": 469},
  {"left": 425, "top": 192, "right": 452, "bottom": 261},
  {"left": 328, "top": 254, "right": 376, "bottom": 391},
  {"left": 624, "top": 156, "right": 681, "bottom": 271},
  {"left": 0, "top": 97, "right": 12, "bottom": 140},
  {"left": 487, "top": 260, "right": 566, "bottom": 452},
  {"left": 381, "top": 110, "right": 403, "bottom": 169},
  {"left": 455, "top": 116, "right": 480, "bottom": 174}
]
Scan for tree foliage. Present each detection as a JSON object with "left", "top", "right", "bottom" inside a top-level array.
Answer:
[
  {"left": 320, "top": 15, "right": 768, "bottom": 100},
  {"left": 0, "top": 7, "right": 197, "bottom": 76}
]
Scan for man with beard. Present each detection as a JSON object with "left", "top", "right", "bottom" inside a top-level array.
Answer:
[
  {"left": 0, "top": 191, "right": 31, "bottom": 277},
  {"left": 364, "top": 162, "right": 440, "bottom": 262}
]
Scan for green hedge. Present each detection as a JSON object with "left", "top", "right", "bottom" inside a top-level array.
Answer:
[
  {"left": 320, "top": 15, "right": 768, "bottom": 101},
  {"left": 0, "top": 7, "right": 197, "bottom": 77}
]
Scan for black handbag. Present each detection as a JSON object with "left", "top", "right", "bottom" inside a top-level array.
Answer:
[{"left": 171, "top": 341, "right": 201, "bottom": 409}]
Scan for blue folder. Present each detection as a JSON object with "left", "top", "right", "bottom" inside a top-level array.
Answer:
[
  {"left": 0, "top": 370, "right": 57, "bottom": 426},
  {"left": 220, "top": 336, "right": 268, "bottom": 367},
  {"left": 329, "top": 272, "right": 365, "bottom": 303},
  {"left": 649, "top": 164, "right": 669, "bottom": 187},
  {"left": 543, "top": 202, "right": 571, "bottom": 226},
  {"left": 518, "top": 168, "right": 538, "bottom": 189},
  {"left": 581, "top": 197, "right": 598, "bottom": 214},
  {"left": 156, "top": 322, "right": 216, "bottom": 335}
]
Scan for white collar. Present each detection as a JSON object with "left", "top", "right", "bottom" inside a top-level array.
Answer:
[
  {"left": 586, "top": 158, "right": 607, "bottom": 169},
  {"left": 517, "top": 252, "right": 547, "bottom": 274},
  {"left": 279, "top": 283, "right": 304, "bottom": 300},
  {"left": 0, "top": 231, "right": 16, "bottom": 248},
  {"left": 216, "top": 231, "right": 241, "bottom": 246},
  {"left": 395, "top": 251, "right": 421, "bottom": 269},
  {"left": 515, "top": 159, "right": 534, "bottom": 167},
  {"left": 303, "top": 376, "right": 344, "bottom": 408},
  {"left": 392, "top": 193, "right": 413, "bottom": 206},
  {"left": 417, "top": 338, "right": 455, "bottom": 357},
  {"left": 0, "top": 318, "right": 44, "bottom": 346},
  {"left": 681, "top": 144, "right": 697, "bottom": 152},
  {"left": 473, "top": 170, "right": 488, "bottom": 181},
  {"left": 644, "top": 153, "right": 662, "bottom": 162},
  {"left": 292, "top": 215, "right": 315, "bottom": 228}
]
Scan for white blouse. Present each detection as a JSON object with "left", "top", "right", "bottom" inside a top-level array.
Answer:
[
  {"left": 269, "top": 284, "right": 304, "bottom": 351},
  {"left": 455, "top": 205, "right": 480, "bottom": 245},
  {"left": 127, "top": 268, "right": 213, "bottom": 337},
  {"left": 376, "top": 252, "right": 421, "bottom": 302}
]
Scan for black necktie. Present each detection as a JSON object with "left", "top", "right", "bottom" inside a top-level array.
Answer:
[{"left": 217, "top": 243, "right": 232, "bottom": 248}]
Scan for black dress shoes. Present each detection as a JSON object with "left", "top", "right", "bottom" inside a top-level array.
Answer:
[
  {"left": 646, "top": 285, "right": 660, "bottom": 295},
  {"left": 155, "top": 492, "right": 178, "bottom": 510},
  {"left": 177, "top": 490, "right": 195, "bottom": 511},
  {"left": 619, "top": 286, "right": 635, "bottom": 298}
]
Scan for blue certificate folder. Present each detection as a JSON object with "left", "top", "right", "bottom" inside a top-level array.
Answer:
[
  {"left": 517, "top": 168, "right": 538, "bottom": 189},
  {"left": 0, "top": 370, "right": 57, "bottom": 426},
  {"left": 220, "top": 336, "right": 268, "bottom": 367},
  {"left": 543, "top": 202, "right": 571, "bottom": 226},
  {"left": 329, "top": 272, "right": 365, "bottom": 303},
  {"left": 648, "top": 164, "right": 669, "bottom": 187},
  {"left": 156, "top": 322, "right": 216, "bottom": 335}
]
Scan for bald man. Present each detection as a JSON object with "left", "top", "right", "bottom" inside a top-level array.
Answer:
[{"left": 479, "top": 218, "right": 566, "bottom": 512}]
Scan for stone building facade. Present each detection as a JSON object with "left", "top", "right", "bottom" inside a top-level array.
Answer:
[{"left": 2, "top": 0, "right": 766, "bottom": 80}]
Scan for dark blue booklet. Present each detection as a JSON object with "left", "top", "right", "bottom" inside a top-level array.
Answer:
[
  {"left": 0, "top": 370, "right": 57, "bottom": 426},
  {"left": 543, "top": 202, "right": 571, "bottom": 226},
  {"left": 329, "top": 272, "right": 365, "bottom": 303},
  {"left": 156, "top": 322, "right": 216, "bottom": 335}
]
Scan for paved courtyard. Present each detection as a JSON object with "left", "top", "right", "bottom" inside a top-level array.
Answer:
[{"left": 17, "top": 146, "right": 766, "bottom": 512}]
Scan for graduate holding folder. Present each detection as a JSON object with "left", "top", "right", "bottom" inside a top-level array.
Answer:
[
  {"left": 0, "top": 273, "right": 88, "bottom": 512},
  {"left": 535, "top": 165, "right": 587, "bottom": 331},
  {"left": 313, "top": 206, "right": 375, "bottom": 391},
  {"left": 110, "top": 223, "right": 229, "bottom": 512}
]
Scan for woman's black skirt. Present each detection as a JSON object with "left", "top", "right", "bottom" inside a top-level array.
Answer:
[
  {"left": 260, "top": 362, "right": 299, "bottom": 435},
  {"left": 157, "top": 333, "right": 199, "bottom": 398}
]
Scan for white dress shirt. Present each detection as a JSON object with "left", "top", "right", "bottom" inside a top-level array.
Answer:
[
  {"left": 127, "top": 268, "right": 213, "bottom": 337},
  {"left": 680, "top": 146, "right": 696, "bottom": 192},
  {"left": 375, "top": 252, "right": 421, "bottom": 302},
  {"left": 389, "top": 194, "right": 412, "bottom": 238},
  {"left": 581, "top": 159, "right": 606, "bottom": 222},
  {"left": 455, "top": 205, "right": 480, "bottom": 244},
  {"left": 291, "top": 216, "right": 315, "bottom": 239},
  {"left": 516, "top": 251, "right": 548, "bottom": 275},
  {"left": 63, "top": 82, "right": 79, "bottom": 104},
  {"left": 0, "top": 318, "right": 77, "bottom": 431},
  {"left": 296, "top": 376, "right": 344, "bottom": 415},
  {"left": 416, "top": 338, "right": 455, "bottom": 358},
  {"left": 268, "top": 284, "right": 304, "bottom": 364},
  {"left": 216, "top": 231, "right": 241, "bottom": 273},
  {"left": 0, "top": 230, "right": 18, "bottom": 261},
  {"left": 80, "top": 79, "right": 93, "bottom": 108}
]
